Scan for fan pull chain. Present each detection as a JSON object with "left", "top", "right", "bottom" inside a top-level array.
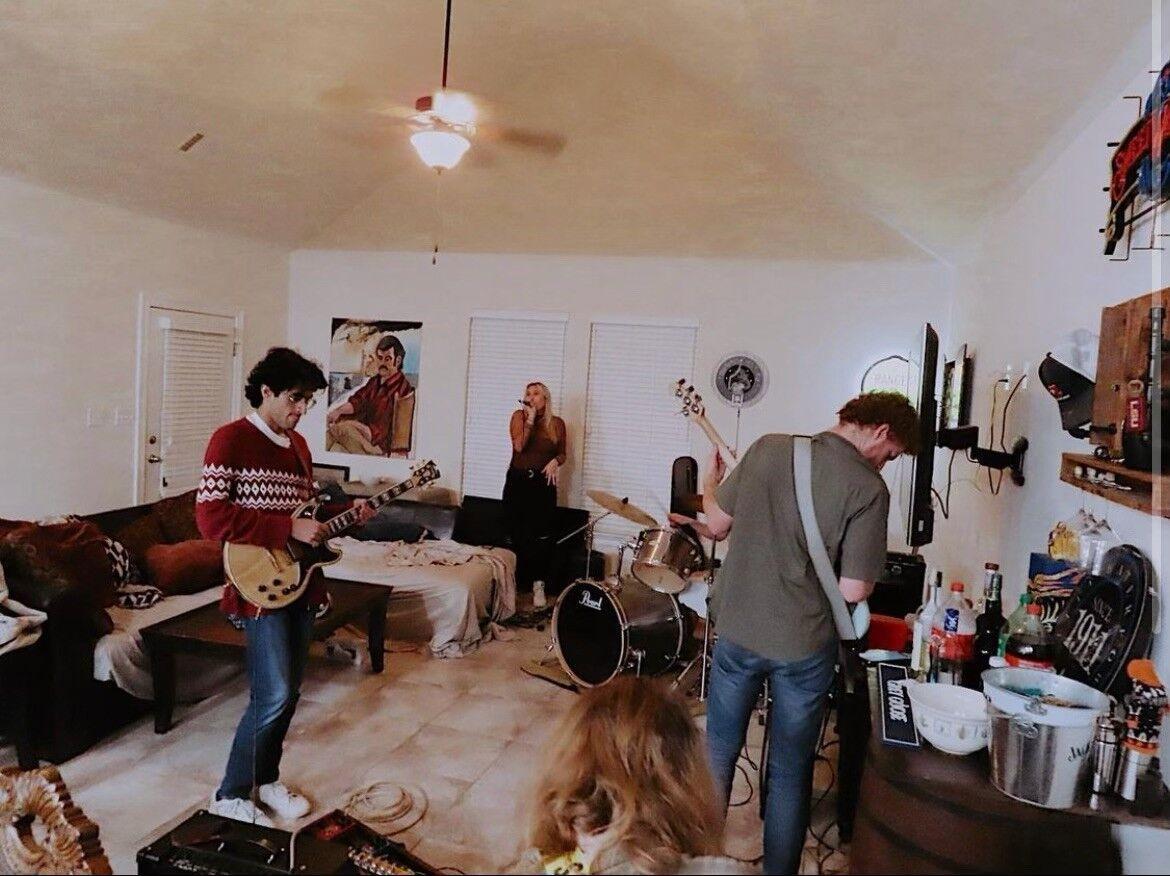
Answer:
[{"left": 431, "top": 168, "right": 443, "bottom": 265}]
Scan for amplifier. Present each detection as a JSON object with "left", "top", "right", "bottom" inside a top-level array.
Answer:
[
  {"left": 137, "top": 809, "right": 439, "bottom": 875},
  {"left": 868, "top": 552, "right": 926, "bottom": 619}
]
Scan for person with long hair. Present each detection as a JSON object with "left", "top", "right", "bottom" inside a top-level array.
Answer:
[
  {"left": 515, "top": 678, "right": 752, "bottom": 875},
  {"left": 504, "top": 382, "right": 567, "bottom": 593}
]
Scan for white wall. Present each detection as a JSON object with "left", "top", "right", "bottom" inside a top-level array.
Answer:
[
  {"left": 0, "top": 174, "right": 289, "bottom": 519},
  {"left": 926, "top": 20, "right": 1169, "bottom": 871},
  {"left": 288, "top": 250, "right": 950, "bottom": 548}
]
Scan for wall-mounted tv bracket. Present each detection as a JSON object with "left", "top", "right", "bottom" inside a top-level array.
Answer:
[{"left": 937, "top": 426, "right": 1029, "bottom": 486}]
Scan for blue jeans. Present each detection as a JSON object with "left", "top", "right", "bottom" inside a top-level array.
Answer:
[
  {"left": 706, "top": 637, "right": 837, "bottom": 875},
  {"left": 218, "top": 605, "right": 314, "bottom": 801}
]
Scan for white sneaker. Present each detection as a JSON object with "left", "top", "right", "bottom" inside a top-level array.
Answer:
[
  {"left": 258, "top": 782, "right": 312, "bottom": 820},
  {"left": 208, "top": 795, "right": 274, "bottom": 827}
]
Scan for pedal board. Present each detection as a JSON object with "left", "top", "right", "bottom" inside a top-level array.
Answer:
[{"left": 136, "top": 809, "right": 439, "bottom": 875}]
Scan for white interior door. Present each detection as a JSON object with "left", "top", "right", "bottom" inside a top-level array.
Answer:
[{"left": 139, "top": 307, "right": 239, "bottom": 502}]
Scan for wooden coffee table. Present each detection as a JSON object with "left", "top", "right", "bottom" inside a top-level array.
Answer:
[{"left": 141, "top": 578, "right": 389, "bottom": 733}]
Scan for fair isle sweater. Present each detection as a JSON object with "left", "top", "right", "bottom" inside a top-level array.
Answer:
[{"left": 195, "top": 412, "right": 324, "bottom": 618}]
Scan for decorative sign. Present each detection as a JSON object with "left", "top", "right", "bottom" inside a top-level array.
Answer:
[
  {"left": 878, "top": 662, "right": 921, "bottom": 748},
  {"left": 1055, "top": 545, "right": 1153, "bottom": 700}
]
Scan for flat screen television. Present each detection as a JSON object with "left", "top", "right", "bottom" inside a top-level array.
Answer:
[{"left": 904, "top": 323, "right": 938, "bottom": 547}]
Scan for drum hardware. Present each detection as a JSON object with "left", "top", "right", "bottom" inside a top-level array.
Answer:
[{"left": 555, "top": 502, "right": 625, "bottom": 581}]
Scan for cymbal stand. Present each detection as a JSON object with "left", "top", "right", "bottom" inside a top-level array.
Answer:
[
  {"left": 556, "top": 510, "right": 613, "bottom": 579},
  {"left": 670, "top": 536, "right": 718, "bottom": 702}
]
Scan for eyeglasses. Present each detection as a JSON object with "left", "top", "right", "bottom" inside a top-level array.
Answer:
[{"left": 281, "top": 390, "right": 318, "bottom": 410}]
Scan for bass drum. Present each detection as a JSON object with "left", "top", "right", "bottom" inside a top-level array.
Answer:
[{"left": 553, "top": 577, "right": 684, "bottom": 688}]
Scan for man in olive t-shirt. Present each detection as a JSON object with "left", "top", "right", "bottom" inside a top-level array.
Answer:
[{"left": 676, "top": 392, "right": 918, "bottom": 875}]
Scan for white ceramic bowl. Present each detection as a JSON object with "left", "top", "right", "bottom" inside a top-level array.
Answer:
[{"left": 903, "top": 682, "right": 991, "bottom": 756}]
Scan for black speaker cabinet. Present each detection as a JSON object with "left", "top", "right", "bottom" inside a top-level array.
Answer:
[{"left": 869, "top": 552, "right": 926, "bottom": 618}]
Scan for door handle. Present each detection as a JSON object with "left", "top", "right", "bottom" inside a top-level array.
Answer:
[{"left": 146, "top": 453, "right": 163, "bottom": 464}]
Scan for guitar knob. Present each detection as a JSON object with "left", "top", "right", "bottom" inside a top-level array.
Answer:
[
  {"left": 258, "top": 585, "right": 267, "bottom": 592},
  {"left": 267, "top": 594, "right": 277, "bottom": 601}
]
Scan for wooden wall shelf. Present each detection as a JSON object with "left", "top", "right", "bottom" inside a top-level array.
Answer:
[{"left": 1060, "top": 453, "right": 1169, "bottom": 519}]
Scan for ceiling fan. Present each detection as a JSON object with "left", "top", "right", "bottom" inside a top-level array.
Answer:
[{"left": 322, "top": 0, "right": 566, "bottom": 171}]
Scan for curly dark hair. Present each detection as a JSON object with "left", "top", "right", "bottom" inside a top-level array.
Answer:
[
  {"left": 375, "top": 334, "right": 405, "bottom": 362},
  {"left": 243, "top": 347, "right": 327, "bottom": 408},
  {"left": 837, "top": 391, "right": 921, "bottom": 455}
]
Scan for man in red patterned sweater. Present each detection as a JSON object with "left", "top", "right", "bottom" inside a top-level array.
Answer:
[{"left": 197, "top": 347, "right": 373, "bottom": 827}]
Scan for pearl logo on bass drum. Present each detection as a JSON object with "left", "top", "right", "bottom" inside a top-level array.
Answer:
[{"left": 579, "top": 590, "right": 604, "bottom": 610}]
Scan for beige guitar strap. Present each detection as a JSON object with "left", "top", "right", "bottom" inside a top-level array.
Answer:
[{"left": 792, "top": 435, "right": 865, "bottom": 643}]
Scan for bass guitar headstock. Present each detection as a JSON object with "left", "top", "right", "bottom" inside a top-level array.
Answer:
[{"left": 674, "top": 378, "right": 706, "bottom": 420}]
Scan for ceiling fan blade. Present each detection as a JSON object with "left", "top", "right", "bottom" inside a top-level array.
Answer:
[
  {"left": 477, "top": 123, "right": 566, "bottom": 156},
  {"left": 318, "top": 84, "right": 417, "bottom": 120}
]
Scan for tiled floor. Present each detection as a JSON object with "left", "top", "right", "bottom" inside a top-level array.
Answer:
[{"left": 1, "top": 627, "right": 847, "bottom": 874}]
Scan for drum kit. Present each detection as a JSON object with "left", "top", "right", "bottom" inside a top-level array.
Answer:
[{"left": 549, "top": 488, "right": 715, "bottom": 694}]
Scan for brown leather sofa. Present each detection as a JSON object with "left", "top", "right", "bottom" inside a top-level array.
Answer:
[{"left": 2, "top": 491, "right": 594, "bottom": 764}]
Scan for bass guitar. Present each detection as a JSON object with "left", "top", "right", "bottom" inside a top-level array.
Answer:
[
  {"left": 224, "top": 460, "right": 440, "bottom": 609},
  {"left": 671, "top": 379, "right": 870, "bottom": 638}
]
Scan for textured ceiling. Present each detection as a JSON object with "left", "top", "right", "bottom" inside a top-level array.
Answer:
[{"left": 0, "top": 1, "right": 1148, "bottom": 260}]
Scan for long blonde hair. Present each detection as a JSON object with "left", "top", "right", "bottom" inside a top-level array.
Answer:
[
  {"left": 527, "top": 678, "right": 723, "bottom": 873},
  {"left": 527, "top": 381, "right": 559, "bottom": 443}
]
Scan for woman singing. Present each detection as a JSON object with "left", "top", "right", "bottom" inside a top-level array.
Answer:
[{"left": 504, "top": 382, "right": 567, "bottom": 594}]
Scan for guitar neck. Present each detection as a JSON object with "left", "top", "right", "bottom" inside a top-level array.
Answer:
[
  {"left": 321, "top": 477, "right": 418, "bottom": 538},
  {"left": 694, "top": 414, "right": 738, "bottom": 470}
]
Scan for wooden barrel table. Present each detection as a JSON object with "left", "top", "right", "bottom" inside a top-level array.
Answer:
[{"left": 849, "top": 671, "right": 1122, "bottom": 874}]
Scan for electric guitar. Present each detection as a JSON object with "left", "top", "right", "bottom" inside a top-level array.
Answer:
[
  {"left": 672, "top": 379, "right": 871, "bottom": 639},
  {"left": 224, "top": 460, "right": 440, "bottom": 610}
]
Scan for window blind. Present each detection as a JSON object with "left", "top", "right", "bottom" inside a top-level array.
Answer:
[
  {"left": 582, "top": 322, "right": 697, "bottom": 549},
  {"left": 159, "top": 325, "right": 235, "bottom": 496},
  {"left": 462, "top": 316, "right": 567, "bottom": 500}
]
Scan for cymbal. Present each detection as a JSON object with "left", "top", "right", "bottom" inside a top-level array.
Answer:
[{"left": 586, "top": 489, "right": 658, "bottom": 528}]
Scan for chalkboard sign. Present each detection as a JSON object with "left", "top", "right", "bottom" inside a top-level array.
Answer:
[{"left": 878, "top": 663, "right": 921, "bottom": 748}]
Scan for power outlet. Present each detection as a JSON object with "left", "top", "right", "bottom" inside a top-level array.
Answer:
[
  {"left": 114, "top": 405, "right": 133, "bottom": 427},
  {"left": 85, "top": 405, "right": 111, "bottom": 428}
]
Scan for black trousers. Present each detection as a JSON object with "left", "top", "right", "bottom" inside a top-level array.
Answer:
[{"left": 502, "top": 466, "right": 556, "bottom": 590}]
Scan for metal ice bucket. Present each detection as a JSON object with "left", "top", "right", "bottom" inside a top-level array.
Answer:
[{"left": 988, "top": 703, "right": 1097, "bottom": 809}]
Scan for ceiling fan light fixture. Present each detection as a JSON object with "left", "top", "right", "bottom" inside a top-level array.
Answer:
[{"left": 410, "top": 128, "right": 471, "bottom": 170}]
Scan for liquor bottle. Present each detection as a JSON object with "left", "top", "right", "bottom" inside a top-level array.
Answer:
[
  {"left": 930, "top": 582, "right": 975, "bottom": 686},
  {"left": 911, "top": 572, "right": 943, "bottom": 677},
  {"left": 975, "top": 562, "right": 999, "bottom": 613},
  {"left": 998, "top": 593, "right": 1032, "bottom": 657},
  {"left": 969, "top": 570, "right": 1004, "bottom": 686},
  {"left": 1004, "top": 603, "right": 1056, "bottom": 670}
]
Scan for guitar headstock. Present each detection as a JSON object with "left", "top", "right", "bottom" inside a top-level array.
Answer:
[
  {"left": 410, "top": 460, "right": 441, "bottom": 486},
  {"left": 673, "top": 378, "right": 706, "bottom": 420}
]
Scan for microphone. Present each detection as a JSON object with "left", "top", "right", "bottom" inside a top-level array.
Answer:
[{"left": 517, "top": 399, "right": 532, "bottom": 407}]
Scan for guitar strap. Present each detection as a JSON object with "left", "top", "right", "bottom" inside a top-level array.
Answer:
[{"left": 791, "top": 435, "right": 865, "bottom": 643}]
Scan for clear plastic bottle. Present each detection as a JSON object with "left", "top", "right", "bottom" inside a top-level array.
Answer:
[
  {"left": 911, "top": 572, "right": 943, "bottom": 677},
  {"left": 998, "top": 593, "right": 1033, "bottom": 657},
  {"left": 930, "top": 582, "right": 976, "bottom": 686},
  {"left": 1004, "top": 603, "right": 1055, "bottom": 671}
]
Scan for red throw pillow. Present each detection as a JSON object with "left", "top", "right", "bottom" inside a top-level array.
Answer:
[
  {"left": 144, "top": 540, "right": 224, "bottom": 596},
  {"left": 3, "top": 519, "right": 116, "bottom": 609}
]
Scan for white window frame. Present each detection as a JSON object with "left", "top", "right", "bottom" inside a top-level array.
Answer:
[
  {"left": 460, "top": 312, "right": 568, "bottom": 501},
  {"left": 582, "top": 319, "right": 698, "bottom": 550}
]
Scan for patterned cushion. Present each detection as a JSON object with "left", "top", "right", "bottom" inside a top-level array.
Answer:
[
  {"left": 105, "top": 536, "right": 164, "bottom": 610},
  {"left": 103, "top": 537, "right": 142, "bottom": 589},
  {"left": 114, "top": 582, "right": 164, "bottom": 610}
]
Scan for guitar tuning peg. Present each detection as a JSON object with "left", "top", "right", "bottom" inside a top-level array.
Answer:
[{"left": 691, "top": 403, "right": 702, "bottom": 414}]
